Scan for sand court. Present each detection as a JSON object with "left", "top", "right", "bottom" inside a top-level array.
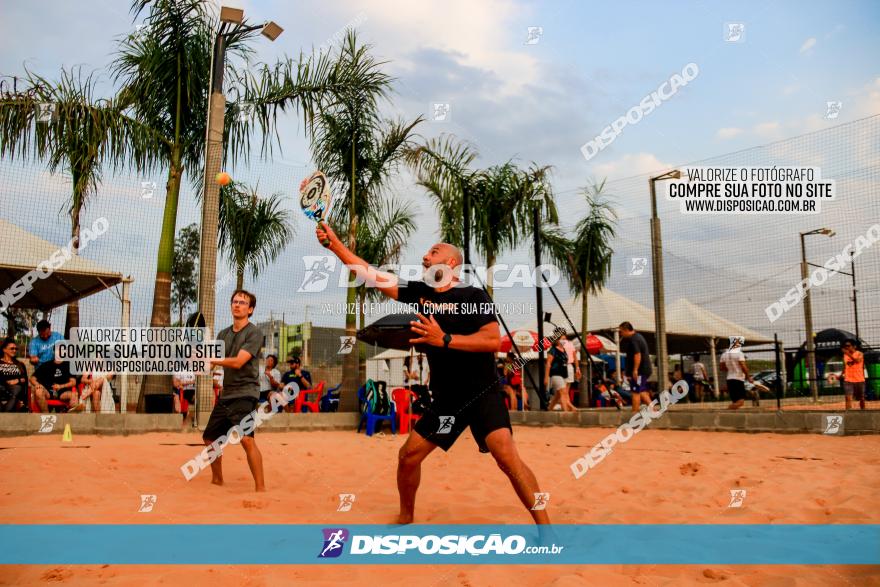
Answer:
[{"left": 0, "top": 427, "right": 878, "bottom": 585}]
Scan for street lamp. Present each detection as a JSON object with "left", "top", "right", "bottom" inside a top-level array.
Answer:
[
  {"left": 799, "top": 227, "right": 834, "bottom": 402},
  {"left": 196, "top": 6, "right": 282, "bottom": 424},
  {"left": 648, "top": 169, "right": 680, "bottom": 390}
]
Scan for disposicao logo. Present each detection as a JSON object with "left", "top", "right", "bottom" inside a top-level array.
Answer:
[{"left": 318, "top": 528, "right": 349, "bottom": 558}]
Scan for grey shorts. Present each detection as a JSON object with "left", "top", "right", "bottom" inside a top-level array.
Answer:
[
  {"left": 549, "top": 375, "right": 567, "bottom": 392},
  {"left": 843, "top": 381, "right": 865, "bottom": 400}
]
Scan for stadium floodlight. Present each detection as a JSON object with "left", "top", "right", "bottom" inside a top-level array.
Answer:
[
  {"left": 261, "top": 21, "right": 283, "bottom": 41},
  {"left": 219, "top": 6, "right": 244, "bottom": 24}
]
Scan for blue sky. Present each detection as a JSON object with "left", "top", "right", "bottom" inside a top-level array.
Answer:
[{"left": 1, "top": 0, "right": 878, "bottom": 342}]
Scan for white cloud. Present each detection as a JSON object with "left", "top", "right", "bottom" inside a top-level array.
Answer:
[
  {"left": 753, "top": 121, "right": 782, "bottom": 138},
  {"left": 305, "top": 0, "right": 540, "bottom": 96},
  {"left": 591, "top": 152, "right": 673, "bottom": 179},
  {"left": 716, "top": 127, "right": 743, "bottom": 140},
  {"left": 799, "top": 37, "right": 817, "bottom": 54}
]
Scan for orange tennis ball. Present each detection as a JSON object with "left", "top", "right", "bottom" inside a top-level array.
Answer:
[{"left": 215, "top": 172, "right": 231, "bottom": 186}]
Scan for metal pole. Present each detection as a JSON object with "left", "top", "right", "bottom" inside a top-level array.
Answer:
[
  {"left": 614, "top": 329, "right": 621, "bottom": 384},
  {"left": 774, "top": 333, "right": 782, "bottom": 410},
  {"left": 196, "top": 32, "right": 226, "bottom": 426},
  {"left": 851, "top": 254, "right": 859, "bottom": 340},
  {"left": 709, "top": 337, "right": 720, "bottom": 399},
  {"left": 649, "top": 178, "right": 669, "bottom": 391},
  {"left": 800, "top": 233, "right": 819, "bottom": 402},
  {"left": 533, "top": 205, "right": 547, "bottom": 409},
  {"left": 120, "top": 277, "right": 132, "bottom": 414}
]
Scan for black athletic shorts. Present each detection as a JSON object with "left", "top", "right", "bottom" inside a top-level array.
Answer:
[
  {"left": 174, "top": 388, "right": 196, "bottom": 404},
  {"left": 414, "top": 384, "right": 511, "bottom": 453},
  {"left": 727, "top": 379, "right": 746, "bottom": 403},
  {"left": 202, "top": 396, "right": 258, "bottom": 442}
]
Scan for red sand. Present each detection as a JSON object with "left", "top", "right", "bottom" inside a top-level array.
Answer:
[{"left": 1, "top": 427, "right": 878, "bottom": 586}]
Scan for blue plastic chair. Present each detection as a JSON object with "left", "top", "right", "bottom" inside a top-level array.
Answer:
[
  {"left": 357, "top": 380, "right": 396, "bottom": 436},
  {"left": 320, "top": 383, "right": 342, "bottom": 412}
]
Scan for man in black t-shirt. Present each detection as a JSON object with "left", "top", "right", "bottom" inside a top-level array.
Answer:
[
  {"left": 30, "top": 358, "right": 77, "bottom": 412},
  {"left": 618, "top": 321, "right": 653, "bottom": 412},
  {"left": 317, "top": 222, "right": 550, "bottom": 526}
]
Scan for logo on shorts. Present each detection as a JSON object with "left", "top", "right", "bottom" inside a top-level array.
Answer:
[
  {"left": 38, "top": 415, "right": 57, "bottom": 433},
  {"left": 318, "top": 528, "right": 349, "bottom": 558},
  {"left": 337, "top": 494, "right": 355, "bottom": 512},
  {"left": 531, "top": 492, "right": 550, "bottom": 510},
  {"left": 138, "top": 494, "right": 157, "bottom": 513},
  {"left": 728, "top": 489, "right": 746, "bottom": 508},
  {"left": 437, "top": 416, "right": 455, "bottom": 434},
  {"left": 823, "top": 414, "right": 844, "bottom": 435}
]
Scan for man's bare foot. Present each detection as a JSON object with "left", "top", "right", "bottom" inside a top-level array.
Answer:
[
  {"left": 211, "top": 478, "right": 223, "bottom": 486},
  {"left": 255, "top": 485, "right": 266, "bottom": 492},
  {"left": 396, "top": 514, "right": 414, "bottom": 525}
]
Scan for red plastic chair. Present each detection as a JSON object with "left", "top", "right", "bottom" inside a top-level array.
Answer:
[
  {"left": 391, "top": 388, "right": 421, "bottom": 434},
  {"left": 295, "top": 380, "right": 324, "bottom": 413},
  {"left": 29, "top": 384, "right": 73, "bottom": 413}
]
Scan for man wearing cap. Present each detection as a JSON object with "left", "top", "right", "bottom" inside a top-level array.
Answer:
[
  {"left": 280, "top": 356, "right": 311, "bottom": 412},
  {"left": 28, "top": 320, "right": 64, "bottom": 367},
  {"left": 720, "top": 336, "right": 753, "bottom": 410}
]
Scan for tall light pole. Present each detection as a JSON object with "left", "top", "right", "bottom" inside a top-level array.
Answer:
[
  {"left": 648, "top": 169, "right": 680, "bottom": 391},
  {"left": 799, "top": 227, "right": 834, "bottom": 402},
  {"left": 196, "top": 6, "right": 283, "bottom": 423}
]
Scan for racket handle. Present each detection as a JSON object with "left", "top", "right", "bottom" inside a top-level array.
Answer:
[{"left": 320, "top": 238, "right": 331, "bottom": 247}]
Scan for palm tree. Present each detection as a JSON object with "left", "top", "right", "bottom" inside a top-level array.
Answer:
[
  {"left": 407, "top": 136, "right": 557, "bottom": 296},
  {"left": 112, "top": 0, "right": 367, "bottom": 331},
  {"left": 218, "top": 182, "right": 293, "bottom": 290},
  {"left": 171, "top": 223, "right": 200, "bottom": 325},
  {"left": 405, "top": 134, "right": 479, "bottom": 248},
  {"left": 542, "top": 179, "right": 617, "bottom": 406},
  {"left": 309, "top": 30, "right": 421, "bottom": 408},
  {"left": 0, "top": 67, "right": 163, "bottom": 336}
]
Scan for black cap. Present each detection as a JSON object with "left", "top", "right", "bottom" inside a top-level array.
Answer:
[{"left": 36, "top": 320, "right": 51, "bottom": 330}]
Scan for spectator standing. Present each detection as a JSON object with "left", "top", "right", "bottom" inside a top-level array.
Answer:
[
  {"left": 618, "top": 321, "right": 653, "bottom": 412},
  {"left": 720, "top": 336, "right": 752, "bottom": 410},
  {"left": 692, "top": 354, "right": 709, "bottom": 402},
  {"left": 841, "top": 339, "right": 866, "bottom": 411},
  {"left": 545, "top": 337, "right": 576, "bottom": 412}
]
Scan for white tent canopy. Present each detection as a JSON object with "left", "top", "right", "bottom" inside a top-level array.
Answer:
[
  {"left": 0, "top": 219, "right": 126, "bottom": 310},
  {"left": 665, "top": 298, "right": 772, "bottom": 344},
  {"left": 365, "top": 348, "right": 429, "bottom": 389}
]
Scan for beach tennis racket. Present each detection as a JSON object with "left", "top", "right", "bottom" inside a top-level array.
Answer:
[{"left": 299, "top": 171, "right": 333, "bottom": 246}]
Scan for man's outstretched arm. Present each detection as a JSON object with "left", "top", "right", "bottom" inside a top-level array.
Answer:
[{"left": 316, "top": 222, "right": 400, "bottom": 300}]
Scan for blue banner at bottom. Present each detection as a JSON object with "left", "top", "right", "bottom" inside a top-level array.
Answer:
[{"left": 0, "top": 524, "right": 876, "bottom": 565}]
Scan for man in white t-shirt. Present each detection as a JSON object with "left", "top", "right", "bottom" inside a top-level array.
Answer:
[
  {"left": 259, "top": 355, "right": 281, "bottom": 403},
  {"left": 720, "top": 337, "right": 753, "bottom": 409}
]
